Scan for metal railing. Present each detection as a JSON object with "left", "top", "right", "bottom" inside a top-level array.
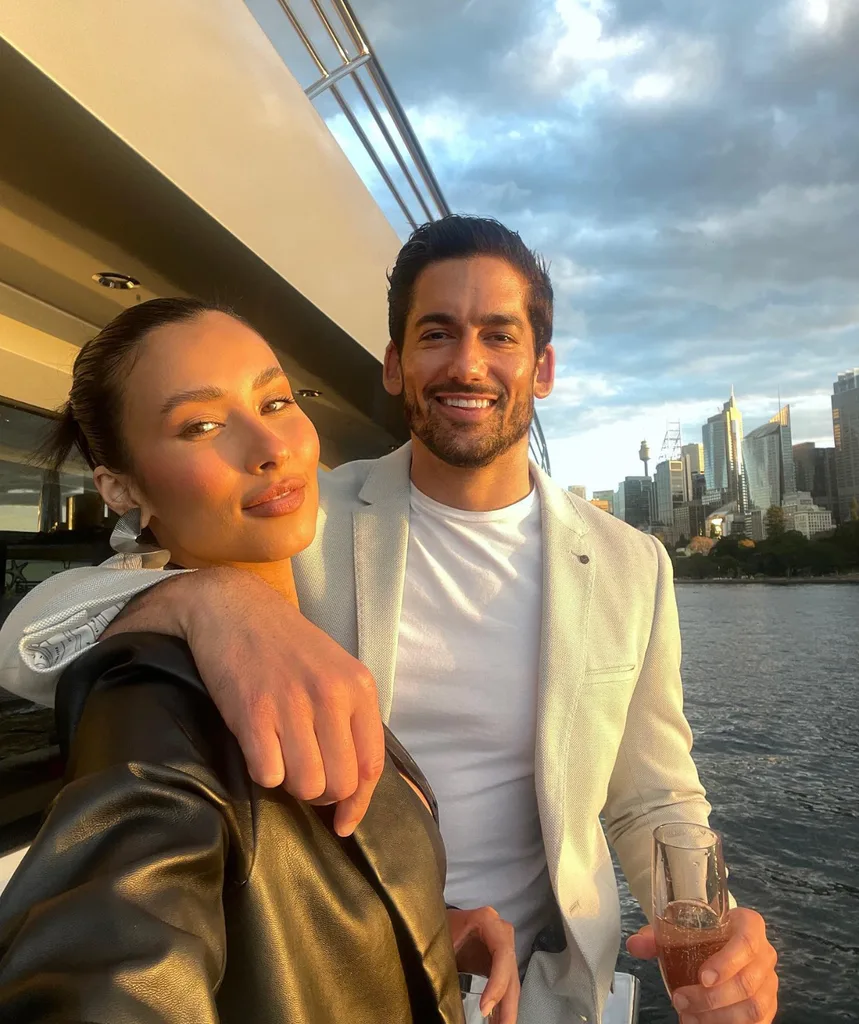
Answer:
[{"left": 260, "top": 0, "right": 551, "bottom": 473}]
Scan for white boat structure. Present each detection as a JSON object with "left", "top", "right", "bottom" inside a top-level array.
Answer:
[{"left": 0, "top": 3, "right": 635, "bottom": 1019}]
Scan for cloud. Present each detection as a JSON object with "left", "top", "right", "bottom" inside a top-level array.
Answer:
[{"left": 352, "top": 0, "right": 859, "bottom": 490}]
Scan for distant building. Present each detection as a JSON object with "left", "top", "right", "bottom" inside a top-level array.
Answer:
[
  {"left": 616, "top": 476, "right": 652, "bottom": 529},
  {"left": 782, "top": 492, "right": 833, "bottom": 538},
  {"left": 743, "top": 405, "right": 797, "bottom": 511},
  {"left": 674, "top": 501, "right": 707, "bottom": 541},
  {"left": 832, "top": 369, "right": 859, "bottom": 523},
  {"left": 590, "top": 498, "right": 611, "bottom": 513},
  {"left": 568, "top": 485, "right": 587, "bottom": 500},
  {"left": 748, "top": 508, "right": 766, "bottom": 542},
  {"left": 592, "top": 489, "right": 614, "bottom": 515},
  {"left": 703, "top": 391, "right": 746, "bottom": 510},
  {"left": 681, "top": 442, "right": 704, "bottom": 474},
  {"left": 789, "top": 507, "right": 834, "bottom": 539},
  {"left": 654, "top": 460, "right": 686, "bottom": 541},
  {"left": 793, "top": 442, "right": 839, "bottom": 519}
]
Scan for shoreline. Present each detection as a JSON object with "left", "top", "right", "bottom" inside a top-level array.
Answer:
[{"left": 674, "top": 575, "right": 859, "bottom": 585}]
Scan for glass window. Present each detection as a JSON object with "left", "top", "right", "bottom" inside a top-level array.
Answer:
[{"left": 1, "top": 397, "right": 114, "bottom": 854}]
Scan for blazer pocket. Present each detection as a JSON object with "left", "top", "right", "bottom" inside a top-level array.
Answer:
[{"left": 584, "top": 664, "right": 637, "bottom": 685}]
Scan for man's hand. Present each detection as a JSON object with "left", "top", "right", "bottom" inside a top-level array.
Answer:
[
  {"left": 103, "top": 567, "right": 386, "bottom": 836},
  {"left": 447, "top": 907, "right": 520, "bottom": 1023},
  {"left": 627, "top": 907, "right": 778, "bottom": 1023}
]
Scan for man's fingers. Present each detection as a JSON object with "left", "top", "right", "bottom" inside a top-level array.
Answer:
[
  {"left": 678, "top": 972, "right": 779, "bottom": 1024},
  {"left": 331, "top": 707, "right": 386, "bottom": 836},
  {"left": 231, "top": 693, "right": 286, "bottom": 788},
  {"left": 674, "top": 944, "right": 778, "bottom": 1014},
  {"left": 276, "top": 699, "right": 328, "bottom": 802},
  {"left": 626, "top": 924, "right": 657, "bottom": 960},
  {"left": 310, "top": 705, "right": 359, "bottom": 804},
  {"left": 479, "top": 920, "right": 519, "bottom": 1023},
  {"left": 701, "top": 909, "right": 764, "bottom": 986}
]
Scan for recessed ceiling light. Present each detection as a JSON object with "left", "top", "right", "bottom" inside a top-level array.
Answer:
[
  {"left": 92, "top": 272, "right": 140, "bottom": 290},
  {"left": 296, "top": 389, "right": 322, "bottom": 398}
]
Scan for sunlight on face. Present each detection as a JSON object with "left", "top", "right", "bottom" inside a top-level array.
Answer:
[
  {"left": 115, "top": 312, "right": 320, "bottom": 568},
  {"left": 389, "top": 256, "right": 553, "bottom": 469}
]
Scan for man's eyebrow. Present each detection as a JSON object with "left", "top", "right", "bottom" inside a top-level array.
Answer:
[
  {"left": 413, "top": 311, "right": 526, "bottom": 329},
  {"left": 160, "top": 367, "right": 287, "bottom": 417}
]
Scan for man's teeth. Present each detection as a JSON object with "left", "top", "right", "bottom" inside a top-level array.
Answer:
[{"left": 438, "top": 397, "right": 494, "bottom": 408}]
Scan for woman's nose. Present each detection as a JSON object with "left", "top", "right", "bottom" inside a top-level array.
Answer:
[{"left": 245, "top": 424, "right": 291, "bottom": 474}]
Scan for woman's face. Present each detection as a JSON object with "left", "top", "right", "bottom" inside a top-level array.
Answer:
[{"left": 103, "top": 311, "right": 320, "bottom": 568}]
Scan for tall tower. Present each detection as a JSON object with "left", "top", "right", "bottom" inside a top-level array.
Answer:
[
  {"left": 639, "top": 440, "right": 651, "bottom": 478},
  {"left": 832, "top": 369, "right": 859, "bottom": 522},
  {"left": 702, "top": 391, "right": 745, "bottom": 510}
]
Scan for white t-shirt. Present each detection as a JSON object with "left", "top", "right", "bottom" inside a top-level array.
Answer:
[{"left": 388, "top": 484, "right": 554, "bottom": 963}]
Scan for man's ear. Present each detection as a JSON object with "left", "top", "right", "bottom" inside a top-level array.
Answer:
[
  {"left": 93, "top": 467, "right": 151, "bottom": 527},
  {"left": 534, "top": 343, "right": 555, "bottom": 400},
  {"left": 383, "top": 341, "right": 404, "bottom": 396}
]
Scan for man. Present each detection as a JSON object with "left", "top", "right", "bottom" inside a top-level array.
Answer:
[{"left": 0, "top": 217, "right": 777, "bottom": 1024}]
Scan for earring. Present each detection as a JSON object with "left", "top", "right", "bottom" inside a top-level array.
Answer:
[{"left": 109, "top": 507, "right": 171, "bottom": 569}]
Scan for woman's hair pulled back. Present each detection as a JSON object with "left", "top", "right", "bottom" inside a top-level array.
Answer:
[{"left": 36, "top": 297, "right": 240, "bottom": 474}]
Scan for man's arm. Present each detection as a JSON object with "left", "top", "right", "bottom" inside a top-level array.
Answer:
[
  {"left": 607, "top": 538, "right": 778, "bottom": 1024},
  {"left": 602, "top": 535, "right": 711, "bottom": 912},
  {"left": 0, "top": 564, "right": 385, "bottom": 836}
]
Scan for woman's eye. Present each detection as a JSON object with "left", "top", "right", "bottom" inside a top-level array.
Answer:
[
  {"left": 262, "top": 396, "right": 296, "bottom": 414},
  {"left": 182, "top": 420, "right": 220, "bottom": 437}
]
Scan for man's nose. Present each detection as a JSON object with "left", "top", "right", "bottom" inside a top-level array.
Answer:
[{"left": 446, "top": 333, "right": 487, "bottom": 382}]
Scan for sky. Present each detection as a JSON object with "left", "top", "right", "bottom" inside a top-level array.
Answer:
[{"left": 336, "top": 0, "right": 859, "bottom": 494}]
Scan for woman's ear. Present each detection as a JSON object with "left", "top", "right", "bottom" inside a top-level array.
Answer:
[{"left": 93, "top": 467, "right": 151, "bottom": 525}]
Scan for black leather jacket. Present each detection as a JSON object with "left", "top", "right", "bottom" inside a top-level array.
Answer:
[{"left": 0, "top": 634, "right": 465, "bottom": 1023}]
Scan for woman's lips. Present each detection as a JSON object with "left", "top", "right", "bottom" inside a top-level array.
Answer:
[{"left": 242, "top": 483, "right": 307, "bottom": 518}]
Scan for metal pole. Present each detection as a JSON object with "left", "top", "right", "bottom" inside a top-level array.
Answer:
[
  {"left": 330, "top": 85, "right": 418, "bottom": 230},
  {"left": 352, "top": 73, "right": 434, "bottom": 223}
]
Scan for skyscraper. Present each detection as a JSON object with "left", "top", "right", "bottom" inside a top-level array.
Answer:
[
  {"left": 654, "top": 460, "right": 686, "bottom": 537},
  {"left": 703, "top": 391, "right": 745, "bottom": 510},
  {"left": 568, "top": 485, "right": 587, "bottom": 500},
  {"left": 743, "top": 405, "right": 797, "bottom": 511},
  {"left": 680, "top": 443, "right": 704, "bottom": 474},
  {"left": 794, "top": 442, "right": 839, "bottom": 518},
  {"left": 616, "top": 477, "right": 652, "bottom": 529},
  {"left": 832, "top": 369, "right": 859, "bottom": 522}
]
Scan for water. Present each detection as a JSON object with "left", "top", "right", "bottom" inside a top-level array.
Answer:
[{"left": 615, "top": 583, "right": 859, "bottom": 1023}]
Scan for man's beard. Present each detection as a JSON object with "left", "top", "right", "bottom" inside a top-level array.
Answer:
[{"left": 403, "top": 385, "right": 534, "bottom": 469}]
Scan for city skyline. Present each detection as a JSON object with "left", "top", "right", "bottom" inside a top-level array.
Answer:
[{"left": 565, "top": 377, "right": 846, "bottom": 498}]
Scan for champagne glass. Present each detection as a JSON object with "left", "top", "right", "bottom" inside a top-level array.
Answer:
[{"left": 652, "top": 823, "right": 730, "bottom": 995}]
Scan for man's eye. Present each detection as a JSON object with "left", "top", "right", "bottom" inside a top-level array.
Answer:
[{"left": 422, "top": 331, "right": 450, "bottom": 342}]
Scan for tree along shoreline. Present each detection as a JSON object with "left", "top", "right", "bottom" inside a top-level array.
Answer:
[{"left": 669, "top": 514, "right": 859, "bottom": 582}]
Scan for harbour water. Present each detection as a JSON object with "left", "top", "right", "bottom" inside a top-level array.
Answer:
[{"left": 616, "top": 583, "right": 859, "bottom": 1023}]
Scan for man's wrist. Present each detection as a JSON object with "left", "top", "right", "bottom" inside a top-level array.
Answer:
[{"left": 102, "top": 569, "right": 206, "bottom": 642}]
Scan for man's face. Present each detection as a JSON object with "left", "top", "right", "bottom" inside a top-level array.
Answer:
[{"left": 383, "top": 256, "right": 554, "bottom": 469}]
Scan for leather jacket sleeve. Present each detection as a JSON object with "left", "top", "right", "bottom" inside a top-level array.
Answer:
[{"left": 0, "top": 634, "right": 253, "bottom": 1023}]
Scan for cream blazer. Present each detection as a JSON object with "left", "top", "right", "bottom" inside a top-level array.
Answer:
[{"left": 0, "top": 443, "right": 711, "bottom": 1023}]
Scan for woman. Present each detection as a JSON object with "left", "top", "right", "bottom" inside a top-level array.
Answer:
[{"left": 0, "top": 298, "right": 518, "bottom": 1023}]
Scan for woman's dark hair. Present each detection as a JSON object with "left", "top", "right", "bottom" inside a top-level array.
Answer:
[
  {"left": 387, "top": 214, "right": 554, "bottom": 357},
  {"left": 36, "top": 297, "right": 241, "bottom": 474}
]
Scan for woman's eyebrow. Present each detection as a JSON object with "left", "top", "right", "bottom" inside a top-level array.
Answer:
[{"left": 160, "top": 367, "right": 287, "bottom": 417}]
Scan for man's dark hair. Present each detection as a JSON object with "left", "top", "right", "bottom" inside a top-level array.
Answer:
[{"left": 387, "top": 215, "right": 553, "bottom": 357}]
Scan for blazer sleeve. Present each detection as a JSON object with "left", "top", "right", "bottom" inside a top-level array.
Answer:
[
  {"left": 601, "top": 536, "right": 712, "bottom": 918},
  {"left": 0, "top": 634, "right": 251, "bottom": 1024},
  {"left": 0, "top": 559, "right": 191, "bottom": 708}
]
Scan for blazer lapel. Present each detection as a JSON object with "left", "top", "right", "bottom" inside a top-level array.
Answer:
[
  {"left": 532, "top": 468, "right": 597, "bottom": 968},
  {"left": 353, "top": 444, "right": 412, "bottom": 724}
]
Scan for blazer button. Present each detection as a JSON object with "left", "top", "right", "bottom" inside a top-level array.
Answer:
[{"left": 578, "top": 554, "right": 590, "bottom": 565}]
